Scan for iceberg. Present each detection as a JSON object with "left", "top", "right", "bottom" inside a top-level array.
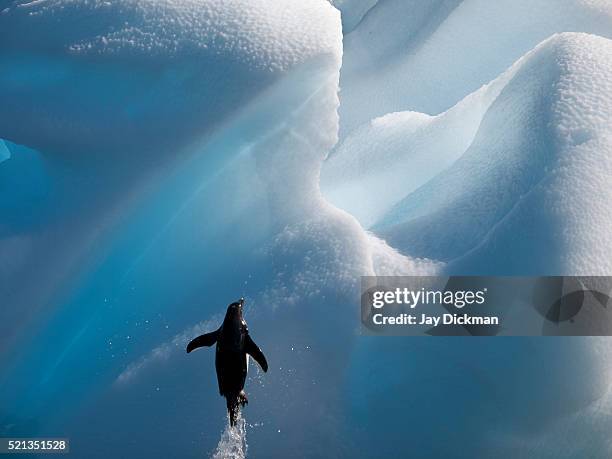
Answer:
[{"left": 0, "top": 0, "right": 612, "bottom": 457}]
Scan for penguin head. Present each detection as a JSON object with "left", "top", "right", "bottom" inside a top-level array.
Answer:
[{"left": 225, "top": 298, "right": 244, "bottom": 321}]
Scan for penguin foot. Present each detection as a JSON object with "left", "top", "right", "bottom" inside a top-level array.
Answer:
[{"left": 239, "top": 391, "right": 248, "bottom": 406}]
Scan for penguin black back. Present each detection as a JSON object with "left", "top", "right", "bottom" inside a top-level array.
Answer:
[{"left": 186, "top": 298, "right": 268, "bottom": 426}]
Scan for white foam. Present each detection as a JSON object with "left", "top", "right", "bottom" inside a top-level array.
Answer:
[{"left": 211, "top": 414, "right": 247, "bottom": 459}]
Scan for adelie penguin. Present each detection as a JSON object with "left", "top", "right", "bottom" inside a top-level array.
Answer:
[{"left": 186, "top": 298, "right": 268, "bottom": 426}]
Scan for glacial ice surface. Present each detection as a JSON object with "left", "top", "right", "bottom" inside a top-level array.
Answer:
[
  {"left": 1, "top": 0, "right": 612, "bottom": 458},
  {"left": 325, "top": 32, "right": 612, "bottom": 274},
  {"left": 337, "top": 0, "right": 612, "bottom": 135}
]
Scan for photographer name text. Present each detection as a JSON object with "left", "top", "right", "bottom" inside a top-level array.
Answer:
[{"left": 369, "top": 287, "right": 499, "bottom": 327}]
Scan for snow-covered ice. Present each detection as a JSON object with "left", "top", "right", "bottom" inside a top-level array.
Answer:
[
  {"left": 337, "top": 0, "right": 612, "bottom": 135},
  {"left": 1, "top": 0, "right": 612, "bottom": 457},
  {"left": 325, "top": 32, "right": 612, "bottom": 275}
]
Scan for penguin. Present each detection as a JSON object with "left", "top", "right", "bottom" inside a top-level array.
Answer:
[{"left": 186, "top": 298, "right": 268, "bottom": 426}]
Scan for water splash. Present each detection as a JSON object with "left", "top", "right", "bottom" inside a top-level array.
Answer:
[{"left": 211, "top": 414, "right": 247, "bottom": 459}]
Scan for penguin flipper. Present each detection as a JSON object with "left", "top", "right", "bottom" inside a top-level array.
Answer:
[
  {"left": 245, "top": 335, "right": 268, "bottom": 372},
  {"left": 186, "top": 329, "right": 219, "bottom": 353}
]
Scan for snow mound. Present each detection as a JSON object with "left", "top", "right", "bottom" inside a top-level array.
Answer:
[
  {"left": 1, "top": 0, "right": 338, "bottom": 69},
  {"left": 370, "top": 33, "right": 612, "bottom": 274},
  {"left": 0, "top": 0, "right": 341, "bottom": 153},
  {"left": 321, "top": 85, "right": 502, "bottom": 227},
  {"left": 338, "top": 0, "right": 612, "bottom": 136}
]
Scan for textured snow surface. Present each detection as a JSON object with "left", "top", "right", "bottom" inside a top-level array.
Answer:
[
  {"left": 325, "top": 32, "right": 612, "bottom": 275},
  {"left": 0, "top": 0, "right": 341, "bottom": 152},
  {"left": 338, "top": 0, "right": 612, "bottom": 135},
  {"left": 1, "top": 0, "right": 339, "bottom": 68},
  {"left": 1, "top": 0, "right": 612, "bottom": 458}
]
